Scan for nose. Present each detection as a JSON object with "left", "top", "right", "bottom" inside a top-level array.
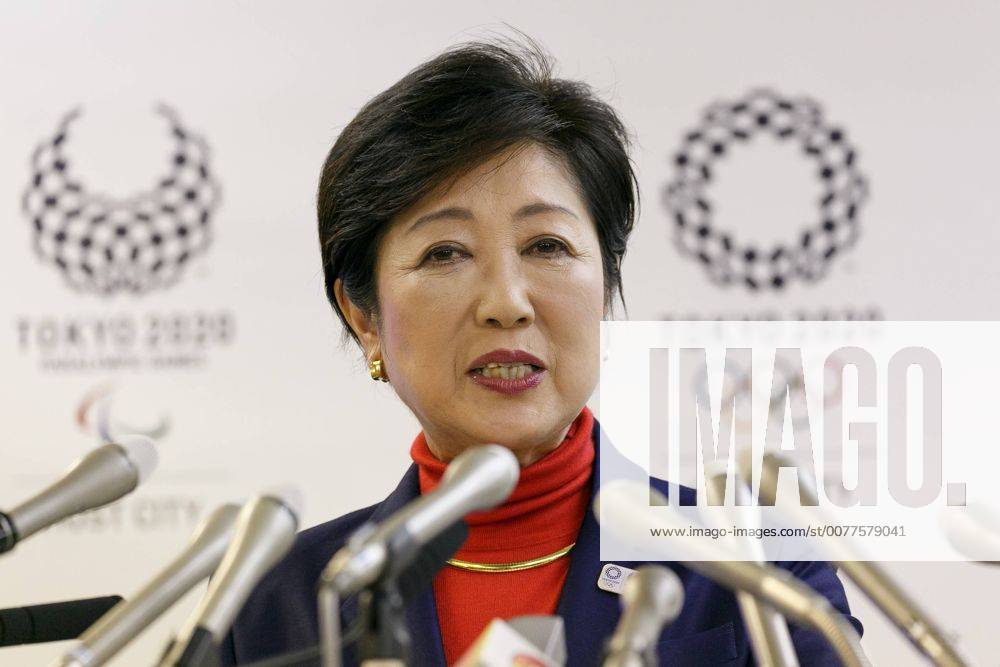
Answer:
[{"left": 474, "top": 253, "right": 535, "bottom": 329}]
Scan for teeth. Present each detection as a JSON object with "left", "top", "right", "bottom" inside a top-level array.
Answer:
[{"left": 480, "top": 363, "right": 535, "bottom": 379}]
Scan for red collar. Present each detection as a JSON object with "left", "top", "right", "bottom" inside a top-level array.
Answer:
[{"left": 409, "top": 407, "right": 595, "bottom": 559}]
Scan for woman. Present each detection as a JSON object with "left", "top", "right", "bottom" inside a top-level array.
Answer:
[{"left": 221, "top": 37, "right": 862, "bottom": 666}]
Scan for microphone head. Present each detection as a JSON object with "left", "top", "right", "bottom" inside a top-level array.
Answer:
[
  {"left": 942, "top": 502, "right": 1000, "bottom": 562},
  {"left": 262, "top": 484, "right": 304, "bottom": 521},
  {"left": 115, "top": 435, "right": 158, "bottom": 484},
  {"left": 623, "top": 565, "right": 684, "bottom": 622},
  {"left": 442, "top": 444, "right": 519, "bottom": 510}
]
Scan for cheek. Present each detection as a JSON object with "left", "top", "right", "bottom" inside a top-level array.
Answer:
[
  {"left": 378, "top": 278, "right": 465, "bottom": 380},
  {"left": 537, "top": 264, "right": 605, "bottom": 382}
]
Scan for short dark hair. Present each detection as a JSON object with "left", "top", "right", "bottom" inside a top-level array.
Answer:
[{"left": 318, "top": 34, "right": 638, "bottom": 348}]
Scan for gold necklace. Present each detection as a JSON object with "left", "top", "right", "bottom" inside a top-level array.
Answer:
[{"left": 445, "top": 543, "right": 575, "bottom": 573}]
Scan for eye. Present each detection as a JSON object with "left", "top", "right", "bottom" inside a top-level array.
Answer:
[
  {"left": 422, "top": 244, "right": 466, "bottom": 266},
  {"left": 528, "top": 237, "right": 570, "bottom": 257}
]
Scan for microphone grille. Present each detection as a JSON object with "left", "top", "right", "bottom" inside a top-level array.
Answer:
[{"left": 116, "top": 435, "right": 159, "bottom": 484}]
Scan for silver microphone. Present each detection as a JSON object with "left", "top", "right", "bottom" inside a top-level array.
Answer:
[
  {"left": 702, "top": 463, "right": 798, "bottom": 667},
  {"left": 595, "top": 480, "right": 870, "bottom": 667},
  {"left": 602, "top": 565, "right": 684, "bottom": 667},
  {"left": 319, "top": 444, "right": 519, "bottom": 667},
  {"left": 942, "top": 502, "right": 1000, "bottom": 563},
  {"left": 322, "top": 444, "right": 518, "bottom": 594},
  {"left": 53, "top": 503, "right": 241, "bottom": 667},
  {"left": 0, "top": 436, "right": 158, "bottom": 554},
  {"left": 740, "top": 449, "right": 968, "bottom": 667},
  {"left": 158, "top": 487, "right": 303, "bottom": 667}
]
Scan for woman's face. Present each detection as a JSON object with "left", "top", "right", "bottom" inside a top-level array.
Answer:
[{"left": 338, "top": 142, "right": 606, "bottom": 465}]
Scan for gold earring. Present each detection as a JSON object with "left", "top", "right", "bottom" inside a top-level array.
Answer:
[{"left": 369, "top": 358, "right": 389, "bottom": 382}]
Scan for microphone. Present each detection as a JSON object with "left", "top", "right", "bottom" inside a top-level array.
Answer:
[
  {"left": 0, "top": 596, "right": 122, "bottom": 647},
  {"left": 942, "top": 502, "right": 1000, "bottom": 564},
  {"left": 456, "top": 616, "right": 566, "bottom": 667},
  {"left": 158, "top": 487, "right": 303, "bottom": 667},
  {"left": 319, "top": 445, "right": 518, "bottom": 667},
  {"left": 322, "top": 445, "right": 518, "bottom": 594},
  {"left": 393, "top": 517, "right": 469, "bottom": 607},
  {"left": 702, "top": 464, "right": 798, "bottom": 667},
  {"left": 230, "top": 520, "right": 469, "bottom": 667},
  {"left": 507, "top": 616, "right": 566, "bottom": 666},
  {"left": 595, "top": 480, "right": 870, "bottom": 667},
  {"left": 54, "top": 503, "right": 242, "bottom": 667},
  {"left": 0, "top": 436, "right": 158, "bottom": 554},
  {"left": 602, "top": 565, "right": 683, "bottom": 667},
  {"left": 740, "top": 450, "right": 968, "bottom": 667}
]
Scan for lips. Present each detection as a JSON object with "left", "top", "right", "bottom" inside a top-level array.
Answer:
[{"left": 467, "top": 348, "right": 547, "bottom": 373}]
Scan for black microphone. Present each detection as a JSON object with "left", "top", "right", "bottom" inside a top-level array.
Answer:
[
  {"left": 320, "top": 445, "right": 517, "bottom": 667},
  {"left": 394, "top": 518, "right": 468, "bottom": 604},
  {"left": 0, "top": 596, "right": 123, "bottom": 647},
  {"left": 240, "top": 520, "right": 469, "bottom": 667},
  {"left": 351, "top": 518, "right": 470, "bottom": 664},
  {"left": 322, "top": 446, "right": 517, "bottom": 596}
]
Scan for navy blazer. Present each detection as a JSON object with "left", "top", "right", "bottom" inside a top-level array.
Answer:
[{"left": 220, "top": 417, "right": 863, "bottom": 666}]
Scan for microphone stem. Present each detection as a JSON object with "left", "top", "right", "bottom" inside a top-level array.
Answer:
[
  {"left": 837, "top": 560, "right": 967, "bottom": 667},
  {"left": 694, "top": 560, "right": 869, "bottom": 667},
  {"left": 318, "top": 585, "right": 343, "bottom": 667},
  {"left": 802, "top": 603, "right": 870, "bottom": 667},
  {"left": 735, "top": 594, "right": 799, "bottom": 667}
]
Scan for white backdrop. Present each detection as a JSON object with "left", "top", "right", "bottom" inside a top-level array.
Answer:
[{"left": 1, "top": 1, "right": 999, "bottom": 665}]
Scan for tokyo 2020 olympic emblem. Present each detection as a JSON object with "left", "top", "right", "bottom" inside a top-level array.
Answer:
[
  {"left": 663, "top": 89, "right": 868, "bottom": 291},
  {"left": 22, "top": 105, "right": 221, "bottom": 295}
]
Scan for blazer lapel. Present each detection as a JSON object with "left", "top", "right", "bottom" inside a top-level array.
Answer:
[
  {"left": 339, "top": 464, "right": 448, "bottom": 666},
  {"left": 555, "top": 483, "right": 622, "bottom": 664},
  {"left": 557, "top": 416, "right": 651, "bottom": 665}
]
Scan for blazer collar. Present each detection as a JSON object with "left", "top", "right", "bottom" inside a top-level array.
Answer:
[
  {"left": 556, "top": 415, "right": 646, "bottom": 660},
  {"left": 342, "top": 415, "right": 624, "bottom": 666}
]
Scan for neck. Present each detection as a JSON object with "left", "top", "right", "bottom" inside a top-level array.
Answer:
[{"left": 423, "top": 422, "right": 573, "bottom": 467}]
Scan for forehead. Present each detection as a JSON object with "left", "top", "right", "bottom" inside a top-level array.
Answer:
[{"left": 395, "top": 143, "right": 586, "bottom": 225}]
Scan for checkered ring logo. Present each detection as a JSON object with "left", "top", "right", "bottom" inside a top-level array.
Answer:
[
  {"left": 663, "top": 89, "right": 868, "bottom": 291},
  {"left": 22, "top": 105, "right": 221, "bottom": 295}
]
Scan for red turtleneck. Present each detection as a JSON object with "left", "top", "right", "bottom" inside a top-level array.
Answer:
[{"left": 409, "top": 406, "right": 595, "bottom": 665}]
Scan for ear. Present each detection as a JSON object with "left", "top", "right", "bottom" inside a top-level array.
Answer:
[{"left": 334, "top": 277, "right": 380, "bottom": 359}]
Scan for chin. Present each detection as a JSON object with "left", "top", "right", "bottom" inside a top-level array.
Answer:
[{"left": 467, "top": 414, "right": 555, "bottom": 449}]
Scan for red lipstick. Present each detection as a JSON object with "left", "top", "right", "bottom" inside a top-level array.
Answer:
[{"left": 467, "top": 348, "right": 547, "bottom": 395}]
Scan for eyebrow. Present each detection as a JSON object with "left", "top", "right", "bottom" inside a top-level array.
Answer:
[{"left": 404, "top": 201, "right": 579, "bottom": 235}]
